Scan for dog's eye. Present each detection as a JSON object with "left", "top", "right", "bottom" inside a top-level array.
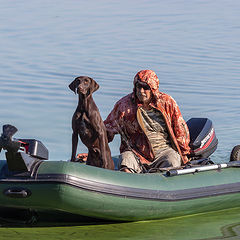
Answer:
[{"left": 84, "top": 80, "right": 89, "bottom": 84}]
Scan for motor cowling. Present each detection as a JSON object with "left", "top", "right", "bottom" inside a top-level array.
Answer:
[{"left": 186, "top": 118, "right": 218, "bottom": 159}]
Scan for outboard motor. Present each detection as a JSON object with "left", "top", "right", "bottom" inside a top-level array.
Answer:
[
  {"left": 0, "top": 124, "right": 48, "bottom": 172},
  {"left": 187, "top": 118, "right": 218, "bottom": 160}
]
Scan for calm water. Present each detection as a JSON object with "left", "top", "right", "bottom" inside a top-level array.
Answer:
[{"left": 0, "top": 0, "right": 240, "bottom": 238}]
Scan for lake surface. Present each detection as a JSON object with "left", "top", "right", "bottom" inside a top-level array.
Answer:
[
  {"left": 0, "top": 0, "right": 240, "bottom": 239},
  {"left": 1, "top": 207, "right": 240, "bottom": 240}
]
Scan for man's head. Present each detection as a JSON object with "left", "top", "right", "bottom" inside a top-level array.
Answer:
[
  {"left": 135, "top": 81, "right": 152, "bottom": 105},
  {"left": 133, "top": 70, "right": 160, "bottom": 104}
]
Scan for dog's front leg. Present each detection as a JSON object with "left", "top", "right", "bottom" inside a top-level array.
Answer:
[
  {"left": 98, "top": 129, "right": 108, "bottom": 165},
  {"left": 97, "top": 128, "right": 114, "bottom": 169},
  {"left": 71, "top": 132, "right": 78, "bottom": 161}
]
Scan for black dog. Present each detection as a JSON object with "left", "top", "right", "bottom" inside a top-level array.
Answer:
[{"left": 69, "top": 76, "right": 114, "bottom": 170}]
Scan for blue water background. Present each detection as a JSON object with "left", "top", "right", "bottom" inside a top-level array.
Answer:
[
  {"left": 1, "top": 1, "right": 240, "bottom": 239},
  {"left": 0, "top": 0, "right": 239, "bottom": 163}
]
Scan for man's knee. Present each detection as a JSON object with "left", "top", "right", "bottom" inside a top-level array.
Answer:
[
  {"left": 164, "top": 150, "right": 181, "bottom": 167},
  {"left": 120, "top": 151, "right": 142, "bottom": 173},
  {"left": 153, "top": 148, "right": 181, "bottom": 168}
]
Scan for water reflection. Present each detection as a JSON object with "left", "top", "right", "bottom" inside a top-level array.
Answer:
[
  {"left": 211, "top": 222, "right": 240, "bottom": 240},
  {"left": 1, "top": 207, "right": 240, "bottom": 239}
]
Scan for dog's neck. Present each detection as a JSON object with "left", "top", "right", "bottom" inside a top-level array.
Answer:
[{"left": 77, "top": 93, "right": 93, "bottom": 112}]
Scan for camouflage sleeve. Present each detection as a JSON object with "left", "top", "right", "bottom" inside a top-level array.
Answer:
[
  {"left": 104, "top": 101, "right": 122, "bottom": 142},
  {"left": 170, "top": 97, "right": 191, "bottom": 156}
]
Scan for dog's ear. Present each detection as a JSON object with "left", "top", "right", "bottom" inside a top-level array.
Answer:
[
  {"left": 69, "top": 78, "right": 79, "bottom": 94},
  {"left": 88, "top": 78, "right": 99, "bottom": 95}
]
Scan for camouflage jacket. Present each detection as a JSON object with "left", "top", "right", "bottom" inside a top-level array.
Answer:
[{"left": 104, "top": 70, "right": 190, "bottom": 164}]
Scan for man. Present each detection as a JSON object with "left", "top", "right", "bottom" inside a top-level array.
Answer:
[{"left": 104, "top": 70, "right": 190, "bottom": 173}]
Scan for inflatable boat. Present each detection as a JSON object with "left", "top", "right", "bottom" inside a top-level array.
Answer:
[{"left": 0, "top": 119, "right": 240, "bottom": 223}]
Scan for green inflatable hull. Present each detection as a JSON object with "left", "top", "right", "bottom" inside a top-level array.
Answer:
[{"left": 0, "top": 158, "right": 240, "bottom": 222}]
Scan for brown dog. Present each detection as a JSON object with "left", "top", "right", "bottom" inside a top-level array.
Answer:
[{"left": 69, "top": 76, "right": 114, "bottom": 170}]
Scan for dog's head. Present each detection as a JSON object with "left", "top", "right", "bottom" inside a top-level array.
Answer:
[{"left": 69, "top": 76, "right": 99, "bottom": 96}]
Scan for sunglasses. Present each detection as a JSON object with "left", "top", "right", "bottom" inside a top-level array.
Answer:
[{"left": 136, "top": 82, "right": 151, "bottom": 90}]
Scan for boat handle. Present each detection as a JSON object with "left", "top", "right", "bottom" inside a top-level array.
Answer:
[{"left": 3, "top": 187, "right": 31, "bottom": 198}]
